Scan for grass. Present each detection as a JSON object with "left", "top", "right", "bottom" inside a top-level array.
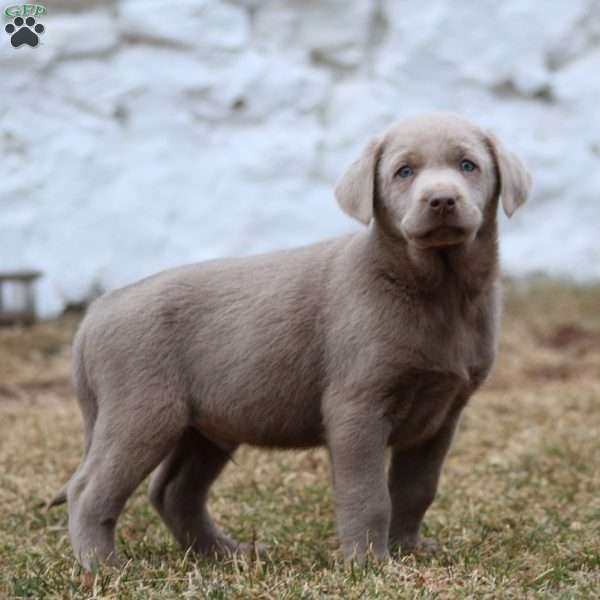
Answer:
[{"left": 1, "top": 280, "right": 599, "bottom": 599}]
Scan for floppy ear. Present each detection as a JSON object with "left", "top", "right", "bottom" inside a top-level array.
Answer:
[
  {"left": 334, "top": 138, "right": 382, "bottom": 225},
  {"left": 486, "top": 132, "right": 532, "bottom": 218}
]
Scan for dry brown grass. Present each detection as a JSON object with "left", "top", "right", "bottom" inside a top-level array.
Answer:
[{"left": 0, "top": 281, "right": 599, "bottom": 599}]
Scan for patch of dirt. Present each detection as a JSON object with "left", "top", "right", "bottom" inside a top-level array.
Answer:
[
  {"left": 522, "top": 363, "right": 587, "bottom": 383},
  {"left": 539, "top": 322, "right": 600, "bottom": 356}
]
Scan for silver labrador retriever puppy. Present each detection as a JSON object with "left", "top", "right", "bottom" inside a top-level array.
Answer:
[{"left": 50, "top": 113, "right": 531, "bottom": 569}]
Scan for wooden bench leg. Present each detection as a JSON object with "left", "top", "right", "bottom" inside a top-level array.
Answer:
[{"left": 23, "top": 282, "right": 36, "bottom": 324}]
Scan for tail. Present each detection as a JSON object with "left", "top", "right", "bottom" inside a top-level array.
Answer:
[
  {"left": 47, "top": 326, "right": 98, "bottom": 510},
  {"left": 46, "top": 484, "right": 68, "bottom": 509}
]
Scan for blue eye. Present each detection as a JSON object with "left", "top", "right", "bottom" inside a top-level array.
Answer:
[
  {"left": 396, "top": 165, "right": 413, "bottom": 178},
  {"left": 460, "top": 159, "right": 477, "bottom": 173}
]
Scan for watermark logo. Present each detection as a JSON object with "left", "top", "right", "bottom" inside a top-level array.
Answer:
[{"left": 4, "top": 4, "right": 45, "bottom": 47}]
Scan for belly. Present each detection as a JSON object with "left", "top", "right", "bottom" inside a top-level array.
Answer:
[
  {"left": 194, "top": 388, "right": 324, "bottom": 449},
  {"left": 384, "top": 368, "right": 469, "bottom": 449}
]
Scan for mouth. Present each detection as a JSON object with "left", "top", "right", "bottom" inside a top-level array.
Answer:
[{"left": 411, "top": 225, "right": 469, "bottom": 248}]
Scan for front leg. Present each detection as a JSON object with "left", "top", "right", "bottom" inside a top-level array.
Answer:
[
  {"left": 388, "top": 403, "right": 464, "bottom": 553},
  {"left": 326, "top": 408, "right": 391, "bottom": 562}
]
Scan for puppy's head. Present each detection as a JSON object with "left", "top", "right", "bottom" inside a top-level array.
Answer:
[{"left": 335, "top": 113, "right": 531, "bottom": 249}]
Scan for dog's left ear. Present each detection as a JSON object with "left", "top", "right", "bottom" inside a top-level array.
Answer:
[
  {"left": 334, "top": 138, "right": 382, "bottom": 225},
  {"left": 486, "top": 132, "right": 532, "bottom": 218}
]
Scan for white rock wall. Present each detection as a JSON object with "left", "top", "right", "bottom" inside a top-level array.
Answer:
[{"left": 1, "top": 0, "right": 600, "bottom": 317}]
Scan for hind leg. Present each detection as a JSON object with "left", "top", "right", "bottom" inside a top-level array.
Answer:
[
  {"left": 67, "top": 402, "right": 185, "bottom": 569},
  {"left": 149, "top": 428, "right": 241, "bottom": 557}
]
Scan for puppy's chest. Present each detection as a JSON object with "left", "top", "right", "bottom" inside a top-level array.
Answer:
[
  {"left": 383, "top": 314, "right": 492, "bottom": 448},
  {"left": 411, "top": 299, "right": 495, "bottom": 387},
  {"left": 383, "top": 367, "right": 468, "bottom": 448}
]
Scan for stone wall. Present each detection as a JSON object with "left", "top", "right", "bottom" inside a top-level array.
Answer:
[{"left": 1, "top": 0, "right": 599, "bottom": 316}]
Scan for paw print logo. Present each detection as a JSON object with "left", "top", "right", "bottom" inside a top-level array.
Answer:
[{"left": 5, "top": 16, "right": 44, "bottom": 47}]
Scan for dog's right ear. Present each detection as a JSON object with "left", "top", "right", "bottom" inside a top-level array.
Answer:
[{"left": 334, "top": 138, "right": 382, "bottom": 225}]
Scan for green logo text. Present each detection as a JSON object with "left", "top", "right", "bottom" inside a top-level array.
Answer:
[{"left": 4, "top": 4, "right": 47, "bottom": 17}]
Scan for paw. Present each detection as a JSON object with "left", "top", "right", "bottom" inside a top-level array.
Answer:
[
  {"left": 233, "top": 541, "right": 270, "bottom": 559},
  {"left": 78, "top": 549, "right": 121, "bottom": 572},
  {"left": 411, "top": 537, "right": 439, "bottom": 555},
  {"left": 5, "top": 16, "right": 45, "bottom": 48},
  {"left": 391, "top": 536, "right": 439, "bottom": 556},
  {"left": 205, "top": 535, "right": 269, "bottom": 560}
]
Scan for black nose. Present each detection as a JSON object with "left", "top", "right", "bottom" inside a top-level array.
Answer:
[{"left": 429, "top": 196, "right": 456, "bottom": 215}]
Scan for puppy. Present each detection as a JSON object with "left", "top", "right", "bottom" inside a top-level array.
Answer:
[{"left": 50, "top": 113, "right": 531, "bottom": 569}]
